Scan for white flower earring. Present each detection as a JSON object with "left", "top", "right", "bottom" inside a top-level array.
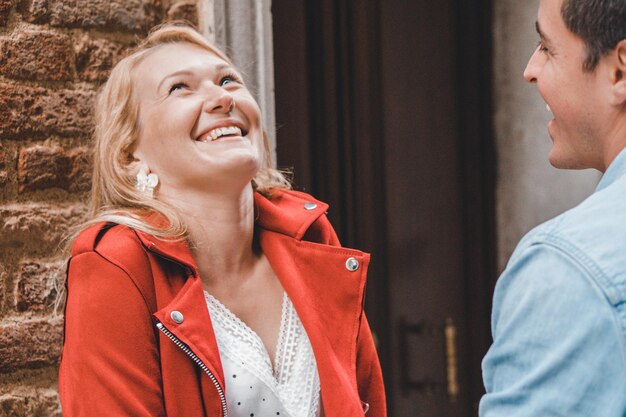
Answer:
[{"left": 135, "top": 167, "right": 159, "bottom": 197}]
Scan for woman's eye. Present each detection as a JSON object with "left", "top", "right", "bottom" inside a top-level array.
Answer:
[
  {"left": 220, "top": 75, "right": 239, "bottom": 87},
  {"left": 168, "top": 82, "right": 188, "bottom": 94}
]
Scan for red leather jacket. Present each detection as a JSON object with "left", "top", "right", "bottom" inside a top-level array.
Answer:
[{"left": 59, "top": 190, "right": 386, "bottom": 416}]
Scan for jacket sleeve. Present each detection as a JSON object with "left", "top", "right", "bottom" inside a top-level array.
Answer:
[
  {"left": 356, "top": 313, "right": 387, "bottom": 416},
  {"left": 59, "top": 251, "right": 166, "bottom": 417}
]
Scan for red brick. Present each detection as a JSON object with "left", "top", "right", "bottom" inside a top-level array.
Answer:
[
  {"left": 0, "top": 143, "right": 5, "bottom": 169},
  {"left": 0, "top": 144, "right": 9, "bottom": 186},
  {"left": 167, "top": 1, "right": 198, "bottom": 26},
  {"left": 18, "top": 145, "right": 70, "bottom": 192},
  {"left": 0, "top": 204, "right": 87, "bottom": 253},
  {"left": 0, "top": 0, "right": 12, "bottom": 26},
  {"left": 17, "top": 145, "right": 91, "bottom": 192},
  {"left": 0, "top": 267, "right": 6, "bottom": 309},
  {"left": 14, "top": 260, "right": 65, "bottom": 312},
  {"left": 17, "top": 0, "right": 48, "bottom": 24},
  {"left": 0, "top": 389, "right": 61, "bottom": 417},
  {"left": 0, "top": 31, "right": 74, "bottom": 81},
  {"left": 75, "top": 36, "right": 128, "bottom": 82},
  {"left": 0, "top": 83, "right": 95, "bottom": 139},
  {"left": 0, "top": 317, "right": 63, "bottom": 372},
  {"left": 67, "top": 147, "right": 92, "bottom": 192},
  {"left": 48, "top": 0, "right": 163, "bottom": 32}
]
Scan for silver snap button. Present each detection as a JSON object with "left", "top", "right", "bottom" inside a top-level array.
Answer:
[
  {"left": 303, "top": 202, "right": 317, "bottom": 210},
  {"left": 345, "top": 257, "right": 360, "bottom": 271},
  {"left": 170, "top": 310, "right": 184, "bottom": 324}
]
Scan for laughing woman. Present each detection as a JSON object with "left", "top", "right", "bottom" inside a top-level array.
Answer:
[{"left": 59, "top": 23, "right": 385, "bottom": 417}]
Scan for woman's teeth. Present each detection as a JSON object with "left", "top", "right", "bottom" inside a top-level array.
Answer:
[{"left": 201, "top": 126, "right": 242, "bottom": 142}]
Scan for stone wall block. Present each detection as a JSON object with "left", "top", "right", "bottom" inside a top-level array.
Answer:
[
  {"left": 18, "top": 145, "right": 70, "bottom": 192},
  {"left": 0, "top": 317, "right": 63, "bottom": 372},
  {"left": 17, "top": 0, "right": 49, "bottom": 24},
  {"left": 48, "top": 0, "right": 163, "bottom": 32},
  {"left": 66, "top": 147, "right": 92, "bottom": 192},
  {"left": 0, "top": 145, "right": 5, "bottom": 169},
  {"left": 0, "top": 389, "right": 61, "bottom": 417},
  {"left": 75, "top": 36, "right": 128, "bottom": 82},
  {"left": 167, "top": 1, "right": 198, "bottom": 26},
  {"left": 0, "top": 83, "right": 95, "bottom": 139},
  {"left": 14, "top": 260, "right": 64, "bottom": 312},
  {"left": 0, "top": 142, "right": 10, "bottom": 186},
  {"left": 0, "top": 31, "right": 74, "bottom": 82},
  {"left": 0, "top": 204, "right": 86, "bottom": 252},
  {"left": 0, "top": 267, "right": 6, "bottom": 310},
  {"left": 0, "top": 0, "right": 12, "bottom": 26},
  {"left": 17, "top": 145, "right": 92, "bottom": 193}
]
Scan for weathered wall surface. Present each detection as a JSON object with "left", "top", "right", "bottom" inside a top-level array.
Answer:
[
  {"left": 493, "top": 0, "right": 600, "bottom": 270},
  {"left": 0, "top": 1, "right": 200, "bottom": 414}
]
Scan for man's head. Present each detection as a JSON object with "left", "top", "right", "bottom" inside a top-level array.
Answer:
[{"left": 524, "top": 0, "right": 626, "bottom": 172}]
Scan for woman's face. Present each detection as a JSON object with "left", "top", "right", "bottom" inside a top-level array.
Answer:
[{"left": 131, "top": 42, "right": 263, "bottom": 198}]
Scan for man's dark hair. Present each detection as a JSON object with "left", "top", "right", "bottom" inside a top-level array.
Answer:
[{"left": 561, "top": 0, "right": 626, "bottom": 71}]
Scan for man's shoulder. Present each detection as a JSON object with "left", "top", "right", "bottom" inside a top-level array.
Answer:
[
  {"left": 520, "top": 174, "right": 626, "bottom": 243},
  {"left": 509, "top": 179, "right": 626, "bottom": 303}
]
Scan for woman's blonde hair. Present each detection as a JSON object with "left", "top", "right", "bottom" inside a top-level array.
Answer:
[{"left": 79, "top": 23, "right": 290, "bottom": 240}]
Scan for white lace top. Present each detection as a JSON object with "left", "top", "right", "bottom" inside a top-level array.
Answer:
[{"left": 205, "top": 291, "right": 322, "bottom": 417}]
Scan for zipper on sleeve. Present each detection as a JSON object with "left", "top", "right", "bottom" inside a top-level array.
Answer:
[{"left": 156, "top": 321, "right": 228, "bottom": 417}]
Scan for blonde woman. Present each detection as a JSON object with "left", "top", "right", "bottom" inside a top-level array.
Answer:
[{"left": 59, "top": 23, "right": 385, "bottom": 417}]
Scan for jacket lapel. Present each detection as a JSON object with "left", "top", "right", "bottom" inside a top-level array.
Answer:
[
  {"left": 133, "top": 230, "right": 226, "bottom": 389},
  {"left": 260, "top": 229, "right": 369, "bottom": 415},
  {"left": 152, "top": 276, "right": 226, "bottom": 390}
]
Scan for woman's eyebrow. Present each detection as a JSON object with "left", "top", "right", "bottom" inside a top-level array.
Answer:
[
  {"left": 157, "top": 69, "right": 194, "bottom": 91},
  {"left": 156, "top": 64, "right": 236, "bottom": 91}
]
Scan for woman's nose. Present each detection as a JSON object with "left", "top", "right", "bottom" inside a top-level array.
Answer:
[
  {"left": 523, "top": 48, "right": 541, "bottom": 83},
  {"left": 202, "top": 85, "right": 235, "bottom": 113}
]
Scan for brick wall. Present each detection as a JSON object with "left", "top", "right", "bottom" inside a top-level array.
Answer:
[{"left": 0, "top": 1, "right": 199, "bottom": 415}]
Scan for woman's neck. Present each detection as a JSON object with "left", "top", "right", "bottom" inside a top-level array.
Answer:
[{"left": 160, "top": 184, "right": 258, "bottom": 287}]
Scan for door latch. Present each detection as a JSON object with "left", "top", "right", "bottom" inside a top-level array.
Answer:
[{"left": 399, "top": 316, "right": 459, "bottom": 401}]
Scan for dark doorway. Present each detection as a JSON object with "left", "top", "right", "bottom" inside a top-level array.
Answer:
[{"left": 272, "top": 1, "right": 496, "bottom": 416}]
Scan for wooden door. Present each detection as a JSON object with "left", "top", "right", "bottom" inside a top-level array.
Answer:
[{"left": 272, "top": 1, "right": 496, "bottom": 415}]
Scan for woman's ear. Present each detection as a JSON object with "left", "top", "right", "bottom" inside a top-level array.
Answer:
[
  {"left": 125, "top": 152, "right": 143, "bottom": 176},
  {"left": 610, "top": 40, "right": 626, "bottom": 106}
]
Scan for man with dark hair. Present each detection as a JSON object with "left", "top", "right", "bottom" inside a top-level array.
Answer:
[{"left": 480, "top": 0, "right": 626, "bottom": 415}]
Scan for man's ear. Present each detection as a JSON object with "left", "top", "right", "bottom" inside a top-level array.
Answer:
[{"left": 610, "top": 39, "right": 626, "bottom": 106}]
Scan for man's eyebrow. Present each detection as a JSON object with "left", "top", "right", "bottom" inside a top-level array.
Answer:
[{"left": 535, "top": 21, "right": 554, "bottom": 46}]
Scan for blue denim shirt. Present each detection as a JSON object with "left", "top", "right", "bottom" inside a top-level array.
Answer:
[{"left": 480, "top": 149, "right": 626, "bottom": 417}]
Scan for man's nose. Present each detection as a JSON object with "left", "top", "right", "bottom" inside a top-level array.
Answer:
[{"left": 523, "top": 48, "right": 541, "bottom": 83}]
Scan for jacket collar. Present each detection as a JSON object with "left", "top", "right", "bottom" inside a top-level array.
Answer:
[
  {"left": 134, "top": 190, "right": 330, "bottom": 268},
  {"left": 253, "top": 190, "right": 329, "bottom": 240}
]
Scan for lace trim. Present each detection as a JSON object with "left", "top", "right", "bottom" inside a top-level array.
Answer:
[
  {"left": 274, "top": 294, "right": 320, "bottom": 417},
  {"left": 205, "top": 291, "right": 321, "bottom": 417}
]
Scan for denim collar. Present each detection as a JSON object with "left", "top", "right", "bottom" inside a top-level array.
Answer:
[{"left": 596, "top": 147, "right": 626, "bottom": 192}]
